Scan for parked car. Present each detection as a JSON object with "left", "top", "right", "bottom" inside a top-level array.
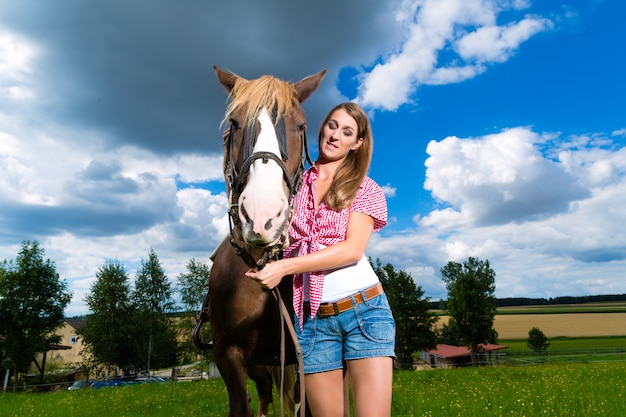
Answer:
[
  {"left": 89, "top": 379, "right": 129, "bottom": 389},
  {"left": 134, "top": 376, "right": 166, "bottom": 383},
  {"left": 67, "top": 380, "right": 89, "bottom": 390},
  {"left": 124, "top": 379, "right": 145, "bottom": 385}
]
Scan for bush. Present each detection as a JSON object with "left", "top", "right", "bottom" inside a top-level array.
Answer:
[{"left": 527, "top": 327, "right": 550, "bottom": 352}]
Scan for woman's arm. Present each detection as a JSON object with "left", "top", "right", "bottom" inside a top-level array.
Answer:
[{"left": 245, "top": 211, "right": 374, "bottom": 289}]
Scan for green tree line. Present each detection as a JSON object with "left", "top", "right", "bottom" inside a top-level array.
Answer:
[
  {"left": 0, "top": 241, "right": 71, "bottom": 388},
  {"left": 78, "top": 248, "right": 211, "bottom": 379},
  {"left": 2, "top": 240, "right": 508, "bottom": 387},
  {"left": 1, "top": 241, "right": 210, "bottom": 389}
]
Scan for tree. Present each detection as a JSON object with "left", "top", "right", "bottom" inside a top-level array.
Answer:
[
  {"left": 178, "top": 258, "right": 210, "bottom": 313},
  {"left": 177, "top": 258, "right": 212, "bottom": 363},
  {"left": 0, "top": 241, "right": 71, "bottom": 388},
  {"left": 132, "top": 249, "right": 177, "bottom": 372},
  {"left": 440, "top": 257, "right": 498, "bottom": 352},
  {"left": 80, "top": 259, "right": 136, "bottom": 374},
  {"left": 371, "top": 258, "right": 438, "bottom": 369},
  {"left": 527, "top": 327, "right": 550, "bottom": 352}
]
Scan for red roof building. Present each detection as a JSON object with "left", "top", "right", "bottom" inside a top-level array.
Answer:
[{"left": 420, "top": 343, "right": 509, "bottom": 368}]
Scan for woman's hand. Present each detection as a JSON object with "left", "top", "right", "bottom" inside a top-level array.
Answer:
[
  {"left": 245, "top": 211, "right": 375, "bottom": 290},
  {"left": 245, "top": 260, "right": 287, "bottom": 290}
]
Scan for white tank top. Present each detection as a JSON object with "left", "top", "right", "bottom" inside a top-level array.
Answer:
[{"left": 302, "top": 253, "right": 380, "bottom": 303}]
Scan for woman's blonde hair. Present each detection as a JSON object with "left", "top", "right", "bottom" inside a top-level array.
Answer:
[{"left": 319, "top": 102, "right": 373, "bottom": 211}]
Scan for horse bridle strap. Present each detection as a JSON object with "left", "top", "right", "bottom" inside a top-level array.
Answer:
[
  {"left": 225, "top": 116, "right": 310, "bottom": 270},
  {"left": 227, "top": 151, "right": 297, "bottom": 269}
]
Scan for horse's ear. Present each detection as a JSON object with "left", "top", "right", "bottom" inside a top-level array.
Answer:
[
  {"left": 214, "top": 65, "right": 244, "bottom": 94},
  {"left": 293, "top": 69, "right": 326, "bottom": 103}
]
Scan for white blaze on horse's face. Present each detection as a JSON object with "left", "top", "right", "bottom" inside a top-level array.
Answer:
[{"left": 238, "top": 108, "right": 290, "bottom": 246}]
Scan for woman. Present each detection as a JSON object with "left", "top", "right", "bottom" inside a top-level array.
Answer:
[{"left": 246, "top": 102, "right": 395, "bottom": 416}]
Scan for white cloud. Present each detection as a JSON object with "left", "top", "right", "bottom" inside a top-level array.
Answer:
[
  {"left": 176, "top": 187, "right": 229, "bottom": 239},
  {"left": 366, "top": 128, "right": 626, "bottom": 300},
  {"left": 558, "top": 138, "right": 626, "bottom": 187},
  {"left": 456, "top": 17, "right": 553, "bottom": 63},
  {"left": 422, "top": 127, "right": 588, "bottom": 227},
  {"left": 381, "top": 183, "right": 397, "bottom": 197},
  {"left": 0, "top": 29, "right": 38, "bottom": 106},
  {"left": 356, "top": 0, "right": 553, "bottom": 110},
  {"left": 0, "top": 129, "right": 87, "bottom": 206},
  {"left": 425, "top": 65, "right": 486, "bottom": 85},
  {"left": 0, "top": 116, "right": 224, "bottom": 210}
]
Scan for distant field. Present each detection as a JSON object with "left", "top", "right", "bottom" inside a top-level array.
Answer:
[
  {"left": 493, "top": 313, "right": 626, "bottom": 339},
  {"left": 434, "top": 302, "right": 626, "bottom": 339},
  {"left": 497, "top": 301, "right": 626, "bottom": 314}
]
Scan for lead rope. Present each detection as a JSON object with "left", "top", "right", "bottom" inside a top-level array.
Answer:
[
  {"left": 277, "top": 290, "right": 286, "bottom": 417},
  {"left": 272, "top": 288, "right": 306, "bottom": 417}
]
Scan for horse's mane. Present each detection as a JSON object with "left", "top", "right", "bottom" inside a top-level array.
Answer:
[{"left": 223, "top": 75, "right": 298, "bottom": 128}]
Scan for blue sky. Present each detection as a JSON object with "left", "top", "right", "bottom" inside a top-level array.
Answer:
[{"left": 1, "top": 0, "right": 624, "bottom": 316}]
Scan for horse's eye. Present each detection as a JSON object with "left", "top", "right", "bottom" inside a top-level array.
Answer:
[
  {"left": 230, "top": 119, "right": 240, "bottom": 130},
  {"left": 297, "top": 123, "right": 306, "bottom": 132}
]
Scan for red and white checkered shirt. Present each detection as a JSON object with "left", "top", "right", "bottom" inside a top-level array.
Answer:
[{"left": 285, "top": 165, "right": 387, "bottom": 327}]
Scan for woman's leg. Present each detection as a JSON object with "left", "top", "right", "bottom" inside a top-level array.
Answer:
[
  {"left": 304, "top": 368, "right": 345, "bottom": 417},
  {"left": 347, "top": 357, "right": 393, "bottom": 417},
  {"left": 343, "top": 368, "right": 351, "bottom": 417}
]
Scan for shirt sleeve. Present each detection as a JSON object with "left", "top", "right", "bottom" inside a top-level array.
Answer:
[{"left": 349, "top": 177, "right": 388, "bottom": 232}]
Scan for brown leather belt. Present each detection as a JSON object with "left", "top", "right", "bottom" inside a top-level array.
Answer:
[{"left": 316, "top": 283, "right": 384, "bottom": 318}]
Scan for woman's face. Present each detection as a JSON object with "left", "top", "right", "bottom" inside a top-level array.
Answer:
[{"left": 319, "top": 108, "right": 363, "bottom": 163}]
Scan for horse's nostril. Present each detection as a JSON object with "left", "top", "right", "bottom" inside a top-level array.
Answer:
[{"left": 264, "top": 219, "right": 273, "bottom": 231}]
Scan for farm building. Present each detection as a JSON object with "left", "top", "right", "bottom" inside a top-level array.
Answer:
[
  {"left": 46, "top": 319, "right": 86, "bottom": 365},
  {"left": 421, "top": 343, "right": 509, "bottom": 368},
  {"left": 33, "top": 319, "right": 88, "bottom": 383}
]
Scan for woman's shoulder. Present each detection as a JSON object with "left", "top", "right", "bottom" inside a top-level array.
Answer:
[
  {"left": 352, "top": 176, "right": 388, "bottom": 229},
  {"left": 359, "top": 176, "right": 384, "bottom": 194},
  {"left": 354, "top": 176, "right": 387, "bottom": 206}
]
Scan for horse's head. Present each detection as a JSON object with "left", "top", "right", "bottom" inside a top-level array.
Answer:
[{"left": 215, "top": 66, "right": 325, "bottom": 253}]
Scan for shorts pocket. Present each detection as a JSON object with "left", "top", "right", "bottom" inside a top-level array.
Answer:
[
  {"left": 356, "top": 294, "right": 396, "bottom": 343},
  {"left": 295, "top": 313, "right": 316, "bottom": 357}
]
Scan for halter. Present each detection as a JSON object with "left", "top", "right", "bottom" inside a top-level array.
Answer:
[{"left": 223, "top": 107, "right": 313, "bottom": 270}]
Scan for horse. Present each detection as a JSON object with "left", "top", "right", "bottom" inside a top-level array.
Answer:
[{"left": 193, "top": 66, "right": 325, "bottom": 417}]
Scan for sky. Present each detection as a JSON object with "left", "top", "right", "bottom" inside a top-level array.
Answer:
[{"left": 1, "top": 0, "right": 625, "bottom": 317}]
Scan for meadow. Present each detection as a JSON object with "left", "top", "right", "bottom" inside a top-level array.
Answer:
[
  {"left": 2, "top": 302, "right": 625, "bottom": 416},
  {"left": 1, "top": 362, "right": 625, "bottom": 416}
]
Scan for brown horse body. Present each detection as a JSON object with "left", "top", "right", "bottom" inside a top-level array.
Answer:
[
  {"left": 199, "top": 67, "right": 325, "bottom": 417},
  {"left": 209, "top": 239, "right": 297, "bottom": 416}
]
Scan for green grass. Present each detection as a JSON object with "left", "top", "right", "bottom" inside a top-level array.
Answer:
[
  {"left": 0, "top": 380, "right": 231, "bottom": 417},
  {"left": 392, "top": 362, "right": 626, "bottom": 416},
  {"left": 2, "top": 362, "right": 625, "bottom": 416},
  {"left": 500, "top": 335, "right": 626, "bottom": 351},
  {"left": 496, "top": 336, "right": 626, "bottom": 366}
]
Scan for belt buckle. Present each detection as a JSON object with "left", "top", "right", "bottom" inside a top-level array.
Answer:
[{"left": 333, "top": 303, "right": 340, "bottom": 315}]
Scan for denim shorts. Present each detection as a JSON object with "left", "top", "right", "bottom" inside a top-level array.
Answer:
[{"left": 296, "top": 291, "right": 396, "bottom": 374}]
